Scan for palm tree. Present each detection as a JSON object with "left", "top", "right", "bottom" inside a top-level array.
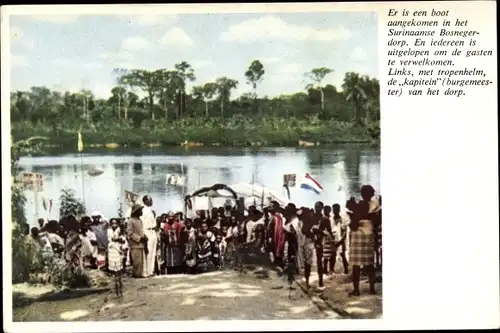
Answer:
[
  {"left": 215, "top": 77, "right": 238, "bottom": 121},
  {"left": 342, "top": 72, "right": 372, "bottom": 126}
]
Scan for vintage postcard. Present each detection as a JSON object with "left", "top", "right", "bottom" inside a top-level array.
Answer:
[{"left": 2, "top": 2, "right": 498, "bottom": 333}]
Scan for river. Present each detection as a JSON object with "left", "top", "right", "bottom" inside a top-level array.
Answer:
[{"left": 17, "top": 145, "right": 380, "bottom": 224}]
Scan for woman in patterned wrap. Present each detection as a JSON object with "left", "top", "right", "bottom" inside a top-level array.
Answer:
[
  {"left": 347, "top": 185, "right": 379, "bottom": 297},
  {"left": 195, "top": 221, "right": 216, "bottom": 273},
  {"left": 321, "top": 205, "right": 335, "bottom": 275}
]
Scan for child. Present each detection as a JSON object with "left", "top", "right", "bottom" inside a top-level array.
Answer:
[
  {"left": 213, "top": 233, "right": 227, "bottom": 269},
  {"left": 107, "top": 218, "right": 125, "bottom": 298}
]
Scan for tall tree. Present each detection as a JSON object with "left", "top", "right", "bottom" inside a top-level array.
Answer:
[
  {"left": 304, "top": 67, "right": 334, "bottom": 115},
  {"left": 244, "top": 60, "right": 265, "bottom": 113},
  {"left": 199, "top": 82, "right": 218, "bottom": 118},
  {"left": 174, "top": 61, "right": 196, "bottom": 118},
  {"left": 110, "top": 86, "right": 127, "bottom": 120},
  {"left": 156, "top": 70, "right": 176, "bottom": 121},
  {"left": 79, "top": 89, "right": 94, "bottom": 123},
  {"left": 360, "top": 77, "right": 380, "bottom": 123},
  {"left": 215, "top": 77, "right": 238, "bottom": 121},
  {"left": 119, "top": 69, "right": 164, "bottom": 120},
  {"left": 342, "top": 72, "right": 371, "bottom": 126}
]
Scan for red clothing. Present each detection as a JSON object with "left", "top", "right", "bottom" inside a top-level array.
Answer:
[
  {"left": 164, "top": 221, "right": 184, "bottom": 246},
  {"left": 273, "top": 213, "right": 286, "bottom": 258}
]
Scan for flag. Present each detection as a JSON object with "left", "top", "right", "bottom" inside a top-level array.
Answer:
[
  {"left": 300, "top": 173, "right": 323, "bottom": 195},
  {"left": 42, "top": 198, "right": 47, "bottom": 211},
  {"left": 48, "top": 199, "right": 53, "bottom": 213},
  {"left": 124, "top": 190, "right": 139, "bottom": 204},
  {"left": 77, "top": 131, "right": 84, "bottom": 153},
  {"left": 166, "top": 173, "right": 186, "bottom": 186}
]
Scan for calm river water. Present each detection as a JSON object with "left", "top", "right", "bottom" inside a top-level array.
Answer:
[{"left": 18, "top": 145, "right": 380, "bottom": 224}]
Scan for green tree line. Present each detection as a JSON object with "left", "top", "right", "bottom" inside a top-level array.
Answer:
[{"left": 11, "top": 60, "right": 380, "bottom": 148}]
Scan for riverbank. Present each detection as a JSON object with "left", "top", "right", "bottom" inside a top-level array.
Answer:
[{"left": 11, "top": 119, "right": 380, "bottom": 150}]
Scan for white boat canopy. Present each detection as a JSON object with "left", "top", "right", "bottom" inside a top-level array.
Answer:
[
  {"left": 229, "top": 183, "right": 290, "bottom": 208},
  {"left": 184, "top": 183, "right": 290, "bottom": 217}
]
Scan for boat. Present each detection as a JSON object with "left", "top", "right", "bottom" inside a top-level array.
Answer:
[
  {"left": 183, "top": 182, "right": 290, "bottom": 217},
  {"left": 86, "top": 167, "right": 104, "bottom": 177}
]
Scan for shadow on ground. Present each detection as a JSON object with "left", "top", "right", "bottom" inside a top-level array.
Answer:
[{"left": 13, "top": 267, "right": 330, "bottom": 321}]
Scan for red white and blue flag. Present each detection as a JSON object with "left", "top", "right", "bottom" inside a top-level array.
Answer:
[{"left": 300, "top": 173, "right": 323, "bottom": 195}]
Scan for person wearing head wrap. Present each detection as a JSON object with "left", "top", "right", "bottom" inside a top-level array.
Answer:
[
  {"left": 79, "top": 215, "right": 99, "bottom": 269},
  {"left": 348, "top": 185, "right": 379, "bottom": 297},
  {"left": 126, "top": 204, "right": 147, "bottom": 278},
  {"left": 90, "top": 211, "right": 108, "bottom": 252}
]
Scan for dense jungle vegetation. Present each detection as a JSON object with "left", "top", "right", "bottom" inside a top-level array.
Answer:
[{"left": 11, "top": 61, "right": 380, "bottom": 148}]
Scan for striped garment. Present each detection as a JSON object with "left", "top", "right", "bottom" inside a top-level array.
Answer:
[
  {"left": 165, "top": 246, "right": 184, "bottom": 267},
  {"left": 322, "top": 216, "right": 336, "bottom": 259},
  {"left": 324, "top": 216, "right": 349, "bottom": 259},
  {"left": 196, "top": 233, "right": 215, "bottom": 272},
  {"left": 349, "top": 220, "right": 374, "bottom": 267}
]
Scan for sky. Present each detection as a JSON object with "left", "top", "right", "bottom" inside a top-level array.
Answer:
[{"left": 9, "top": 12, "right": 378, "bottom": 99}]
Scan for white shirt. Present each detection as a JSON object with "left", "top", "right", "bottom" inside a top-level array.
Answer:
[
  {"left": 125, "top": 206, "right": 132, "bottom": 219},
  {"left": 47, "top": 232, "right": 65, "bottom": 247},
  {"left": 246, "top": 218, "right": 265, "bottom": 242},
  {"left": 86, "top": 230, "right": 97, "bottom": 242},
  {"left": 141, "top": 206, "right": 156, "bottom": 230},
  {"left": 205, "top": 231, "right": 216, "bottom": 242}
]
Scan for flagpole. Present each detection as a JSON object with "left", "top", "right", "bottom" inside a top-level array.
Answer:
[
  {"left": 80, "top": 153, "right": 86, "bottom": 208},
  {"left": 78, "top": 131, "right": 86, "bottom": 208},
  {"left": 181, "top": 162, "right": 185, "bottom": 199},
  {"left": 252, "top": 173, "right": 256, "bottom": 206}
]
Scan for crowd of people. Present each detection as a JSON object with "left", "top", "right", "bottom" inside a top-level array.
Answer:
[{"left": 22, "top": 184, "right": 382, "bottom": 298}]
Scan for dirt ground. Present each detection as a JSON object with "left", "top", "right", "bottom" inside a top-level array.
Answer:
[
  {"left": 297, "top": 270, "right": 383, "bottom": 319},
  {"left": 12, "top": 261, "right": 382, "bottom": 321},
  {"left": 12, "top": 267, "right": 340, "bottom": 321}
]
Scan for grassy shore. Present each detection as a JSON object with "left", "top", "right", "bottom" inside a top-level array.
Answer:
[{"left": 11, "top": 119, "right": 380, "bottom": 149}]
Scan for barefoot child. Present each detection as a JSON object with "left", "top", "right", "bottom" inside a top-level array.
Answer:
[{"left": 108, "top": 218, "right": 126, "bottom": 297}]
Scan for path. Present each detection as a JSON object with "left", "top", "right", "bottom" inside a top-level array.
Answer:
[{"left": 13, "top": 268, "right": 339, "bottom": 321}]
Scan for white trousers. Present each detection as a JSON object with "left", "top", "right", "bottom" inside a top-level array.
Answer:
[{"left": 142, "top": 230, "right": 158, "bottom": 277}]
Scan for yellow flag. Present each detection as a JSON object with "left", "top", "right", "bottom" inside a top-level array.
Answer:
[{"left": 77, "top": 131, "right": 84, "bottom": 152}]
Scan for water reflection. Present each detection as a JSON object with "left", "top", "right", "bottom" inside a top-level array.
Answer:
[{"left": 17, "top": 146, "right": 380, "bottom": 224}]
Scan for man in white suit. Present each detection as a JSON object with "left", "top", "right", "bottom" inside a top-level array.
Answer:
[{"left": 141, "top": 195, "right": 158, "bottom": 277}]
